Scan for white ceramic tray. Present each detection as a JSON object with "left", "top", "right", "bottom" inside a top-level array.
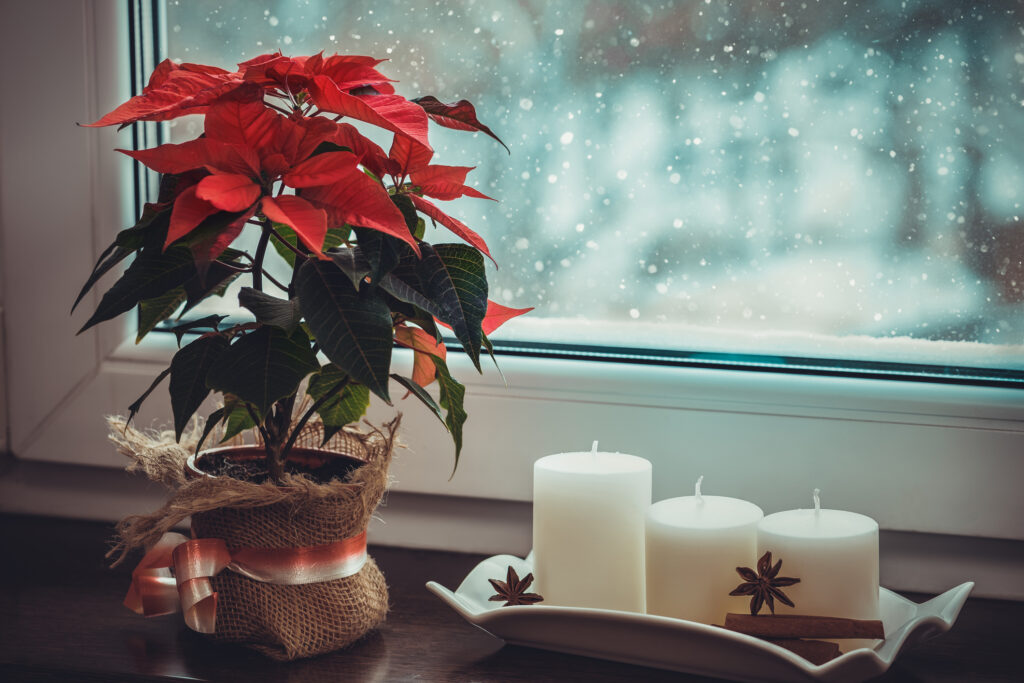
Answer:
[{"left": 426, "top": 552, "right": 973, "bottom": 683}]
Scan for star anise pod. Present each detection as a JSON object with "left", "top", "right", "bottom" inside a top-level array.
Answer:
[
  {"left": 488, "top": 566, "right": 544, "bottom": 607},
  {"left": 729, "top": 551, "right": 800, "bottom": 615}
]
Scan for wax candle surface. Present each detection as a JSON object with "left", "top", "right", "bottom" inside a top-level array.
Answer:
[
  {"left": 646, "top": 489, "right": 763, "bottom": 624},
  {"left": 533, "top": 447, "right": 652, "bottom": 611},
  {"left": 757, "top": 495, "right": 879, "bottom": 622}
]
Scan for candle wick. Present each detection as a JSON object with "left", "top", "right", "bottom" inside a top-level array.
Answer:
[
  {"left": 813, "top": 487, "right": 821, "bottom": 516},
  {"left": 695, "top": 475, "right": 704, "bottom": 503},
  {"left": 590, "top": 440, "right": 599, "bottom": 457}
]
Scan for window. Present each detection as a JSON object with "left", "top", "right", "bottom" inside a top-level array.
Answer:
[
  {"left": 163, "top": 0, "right": 1024, "bottom": 383},
  {"left": 3, "top": 1, "right": 1022, "bottom": 552}
]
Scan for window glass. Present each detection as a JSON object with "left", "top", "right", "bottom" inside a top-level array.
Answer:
[{"left": 164, "top": 0, "right": 1024, "bottom": 373}]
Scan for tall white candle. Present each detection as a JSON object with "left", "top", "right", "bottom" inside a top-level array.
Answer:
[
  {"left": 533, "top": 442, "right": 652, "bottom": 612},
  {"left": 645, "top": 477, "right": 764, "bottom": 624},
  {"left": 757, "top": 490, "right": 879, "bottom": 621}
]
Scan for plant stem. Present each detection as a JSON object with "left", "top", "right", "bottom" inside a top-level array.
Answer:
[
  {"left": 268, "top": 226, "right": 311, "bottom": 261},
  {"left": 245, "top": 403, "right": 273, "bottom": 448},
  {"left": 252, "top": 219, "right": 273, "bottom": 292},
  {"left": 261, "top": 269, "right": 289, "bottom": 293},
  {"left": 280, "top": 377, "right": 350, "bottom": 461},
  {"left": 214, "top": 261, "right": 253, "bottom": 273}
]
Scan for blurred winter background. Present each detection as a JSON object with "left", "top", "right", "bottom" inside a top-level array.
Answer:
[{"left": 166, "top": 0, "right": 1024, "bottom": 371}]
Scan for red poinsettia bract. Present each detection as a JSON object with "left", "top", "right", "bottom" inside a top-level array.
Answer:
[
  {"left": 118, "top": 90, "right": 413, "bottom": 260},
  {"left": 87, "top": 53, "right": 508, "bottom": 261}
]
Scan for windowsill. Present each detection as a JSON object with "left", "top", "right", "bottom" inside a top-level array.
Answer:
[
  {"left": 15, "top": 329, "right": 1001, "bottom": 550},
  {"left": 1, "top": 513, "right": 1021, "bottom": 681}
]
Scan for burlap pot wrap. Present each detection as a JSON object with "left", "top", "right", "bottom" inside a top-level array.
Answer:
[{"left": 107, "top": 415, "right": 399, "bottom": 661}]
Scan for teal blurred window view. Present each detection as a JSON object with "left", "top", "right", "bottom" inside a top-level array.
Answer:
[{"left": 160, "top": 0, "right": 1024, "bottom": 381}]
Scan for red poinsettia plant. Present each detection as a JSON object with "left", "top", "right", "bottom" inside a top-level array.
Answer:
[{"left": 74, "top": 53, "right": 530, "bottom": 480}]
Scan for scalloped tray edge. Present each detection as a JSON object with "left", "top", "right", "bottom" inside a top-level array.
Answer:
[{"left": 426, "top": 553, "right": 973, "bottom": 683}]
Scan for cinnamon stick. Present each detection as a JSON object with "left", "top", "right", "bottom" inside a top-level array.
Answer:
[
  {"left": 724, "top": 613, "right": 884, "bottom": 639},
  {"left": 763, "top": 638, "right": 841, "bottom": 666}
]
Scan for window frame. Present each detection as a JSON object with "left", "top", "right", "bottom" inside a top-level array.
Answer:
[{"left": 3, "top": 1, "right": 1022, "bottom": 545}]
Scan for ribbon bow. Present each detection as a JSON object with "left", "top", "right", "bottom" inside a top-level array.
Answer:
[{"left": 124, "top": 530, "right": 368, "bottom": 633}]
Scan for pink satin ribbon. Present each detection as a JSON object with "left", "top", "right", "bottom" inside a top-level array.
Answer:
[{"left": 124, "top": 530, "right": 368, "bottom": 633}]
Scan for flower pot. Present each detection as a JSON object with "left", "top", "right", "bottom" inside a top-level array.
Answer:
[
  {"left": 108, "top": 417, "right": 400, "bottom": 661},
  {"left": 183, "top": 444, "right": 388, "bottom": 659}
]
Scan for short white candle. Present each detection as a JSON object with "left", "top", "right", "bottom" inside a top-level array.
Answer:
[
  {"left": 533, "top": 441, "right": 652, "bottom": 612},
  {"left": 645, "top": 477, "right": 764, "bottom": 624},
  {"left": 757, "top": 489, "right": 879, "bottom": 621}
]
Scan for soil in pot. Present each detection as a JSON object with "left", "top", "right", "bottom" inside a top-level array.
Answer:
[{"left": 193, "top": 447, "right": 365, "bottom": 484}]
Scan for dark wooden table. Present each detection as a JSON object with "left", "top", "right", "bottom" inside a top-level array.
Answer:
[{"left": 1, "top": 514, "right": 1020, "bottom": 682}]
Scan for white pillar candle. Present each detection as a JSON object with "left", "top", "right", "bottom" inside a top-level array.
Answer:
[
  {"left": 532, "top": 442, "right": 652, "bottom": 612},
  {"left": 757, "top": 489, "right": 879, "bottom": 621},
  {"left": 645, "top": 477, "right": 764, "bottom": 625}
]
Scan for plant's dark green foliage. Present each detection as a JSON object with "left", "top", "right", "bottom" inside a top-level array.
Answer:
[
  {"left": 194, "top": 407, "right": 227, "bottom": 454},
  {"left": 206, "top": 326, "right": 319, "bottom": 417},
  {"left": 307, "top": 365, "right": 371, "bottom": 444},
  {"left": 330, "top": 246, "right": 372, "bottom": 290},
  {"left": 78, "top": 246, "right": 197, "bottom": 334},
  {"left": 169, "top": 334, "right": 231, "bottom": 439},
  {"left": 431, "top": 356, "right": 468, "bottom": 471},
  {"left": 127, "top": 367, "right": 171, "bottom": 426},
  {"left": 239, "top": 288, "right": 302, "bottom": 333},
  {"left": 353, "top": 227, "right": 401, "bottom": 286},
  {"left": 137, "top": 288, "right": 188, "bottom": 342},
  {"left": 391, "top": 373, "right": 444, "bottom": 423},
  {"left": 296, "top": 259, "right": 395, "bottom": 402},
  {"left": 418, "top": 244, "right": 487, "bottom": 371},
  {"left": 72, "top": 203, "right": 169, "bottom": 312},
  {"left": 220, "top": 397, "right": 258, "bottom": 442},
  {"left": 171, "top": 315, "right": 226, "bottom": 346}
]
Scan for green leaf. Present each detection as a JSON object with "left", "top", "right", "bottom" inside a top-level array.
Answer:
[
  {"left": 136, "top": 287, "right": 187, "bottom": 343},
  {"left": 418, "top": 243, "right": 488, "bottom": 371},
  {"left": 127, "top": 367, "right": 171, "bottom": 426},
  {"left": 432, "top": 356, "right": 467, "bottom": 472},
  {"left": 390, "top": 373, "right": 444, "bottom": 425},
  {"left": 481, "top": 332, "right": 508, "bottom": 387},
  {"left": 169, "top": 334, "right": 231, "bottom": 440},
  {"left": 181, "top": 258, "right": 243, "bottom": 315},
  {"left": 72, "top": 205, "right": 170, "bottom": 312},
  {"left": 171, "top": 315, "right": 226, "bottom": 346},
  {"left": 79, "top": 245, "right": 197, "bottom": 334},
  {"left": 380, "top": 271, "right": 445, "bottom": 320},
  {"left": 220, "top": 397, "right": 257, "bottom": 442},
  {"left": 307, "top": 365, "right": 370, "bottom": 444},
  {"left": 392, "top": 193, "right": 419, "bottom": 237},
  {"left": 307, "top": 364, "right": 347, "bottom": 402},
  {"left": 391, "top": 190, "right": 426, "bottom": 240},
  {"left": 179, "top": 209, "right": 250, "bottom": 282},
  {"left": 295, "top": 259, "right": 394, "bottom": 402},
  {"left": 194, "top": 407, "right": 227, "bottom": 455},
  {"left": 329, "top": 246, "right": 372, "bottom": 290},
  {"left": 272, "top": 224, "right": 350, "bottom": 268},
  {"left": 238, "top": 287, "right": 302, "bottom": 333},
  {"left": 353, "top": 226, "right": 400, "bottom": 286},
  {"left": 205, "top": 326, "right": 319, "bottom": 417}
]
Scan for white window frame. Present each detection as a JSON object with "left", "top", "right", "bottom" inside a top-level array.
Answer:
[{"left": 2, "top": 2, "right": 1022, "bottom": 549}]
